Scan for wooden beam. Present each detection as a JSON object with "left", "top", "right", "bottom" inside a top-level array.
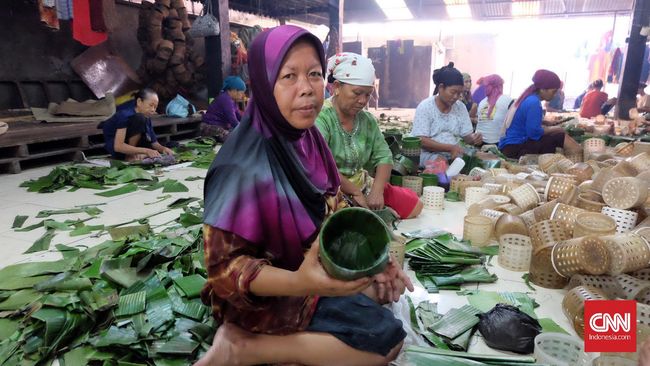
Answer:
[
  {"left": 205, "top": 0, "right": 232, "bottom": 99},
  {"left": 326, "top": 0, "right": 344, "bottom": 59},
  {"left": 616, "top": 0, "right": 650, "bottom": 119},
  {"left": 271, "top": 6, "right": 329, "bottom": 17}
]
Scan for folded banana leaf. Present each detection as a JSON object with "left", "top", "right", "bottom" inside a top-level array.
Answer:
[
  {"left": 36, "top": 206, "right": 103, "bottom": 218},
  {"left": 11, "top": 215, "right": 28, "bottom": 229},
  {"left": 168, "top": 197, "right": 201, "bottom": 209},
  {"left": 23, "top": 229, "right": 56, "bottom": 254},
  {"left": 430, "top": 305, "right": 482, "bottom": 339},
  {"left": 467, "top": 291, "right": 538, "bottom": 318},
  {"left": 95, "top": 183, "right": 138, "bottom": 197},
  {"left": 108, "top": 225, "right": 151, "bottom": 240},
  {"left": 407, "top": 352, "right": 489, "bottom": 366},
  {"left": 114, "top": 291, "right": 147, "bottom": 317},
  {"left": 184, "top": 176, "right": 204, "bottom": 182},
  {"left": 173, "top": 275, "right": 206, "bottom": 298},
  {"left": 430, "top": 266, "right": 498, "bottom": 286},
  {"left": 0, "top": 319, "right": 20, "bottom": 342},
  {"left": 406, "top": 345, "right": 537, "bottom": 363},
  {"left": 178, "top": 213, "right": 202, "bottom": 228}
]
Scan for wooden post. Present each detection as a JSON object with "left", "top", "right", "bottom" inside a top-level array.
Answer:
[
  {"left": 205, "top": 0, "right": 231, "bottom": 99},
  {"left": 327, "top": 0, "right": 344, "bottom": 59},
  {"left": 617, "top": 0, "right": 650, "bottom": 119}
]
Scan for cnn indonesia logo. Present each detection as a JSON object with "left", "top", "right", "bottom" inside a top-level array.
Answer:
[{"left": 584, "top": 300, "right": 636, "bottom": 353}]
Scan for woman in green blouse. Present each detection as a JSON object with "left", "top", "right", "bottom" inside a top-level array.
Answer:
[{"left": 316, "top": 53, "right": 422, "bottom": 219}]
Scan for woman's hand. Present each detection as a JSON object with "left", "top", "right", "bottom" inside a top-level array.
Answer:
[
  {"left": 162, "top": 147, "right": 175, "bottom": 156},
  {"left": 352, "top": 192, "right": 369, "bottom": 209},
  {"left": 371, "top": 257, "right": 414, "bottom": 304},
  {"left": 295, "top": 240, "right": 371, "bottom": 297},
  {"left": 144, "top": 149, "right": 161, "bottom": 158},
  {"left": 366, "top": 188, "right": 385, "bottom": 210},
  {"left": 449, "top": 145, "right": 465, "bottom": 159}
]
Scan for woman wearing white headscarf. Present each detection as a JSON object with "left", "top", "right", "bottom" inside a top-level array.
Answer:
[{"left": 316, "top": 53, "right": 423, "bottom": 219}]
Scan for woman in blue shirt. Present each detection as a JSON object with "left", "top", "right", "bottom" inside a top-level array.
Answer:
[
  {"left": 498, "top": 70, "right": 581, "bottom": 159},
  {"left": 101, "top": 89, "right": 173, "bottom": 161}
]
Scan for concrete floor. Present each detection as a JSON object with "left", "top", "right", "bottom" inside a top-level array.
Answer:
[{"left": 0, "top": 154, "right": 587, "bottom": 364}]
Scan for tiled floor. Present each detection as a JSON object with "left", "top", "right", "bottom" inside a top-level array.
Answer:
[{"left": 0, "top": 160, "right": 585, "bottom": 363}]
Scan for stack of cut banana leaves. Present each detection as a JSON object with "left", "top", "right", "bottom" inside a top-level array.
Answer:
[
  {"left": 405, "top": 346, "right": 543, "bottom": 365},
  {"left": 0, "top": 200, "right": 214, "bottom": 366},
  {"left": 406, "top": 233, "right": 497, "bottom": 292}
]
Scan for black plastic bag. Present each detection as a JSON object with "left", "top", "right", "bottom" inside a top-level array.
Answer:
[{"left": 476, "top": 304, "right": 542, "bottom": 354}]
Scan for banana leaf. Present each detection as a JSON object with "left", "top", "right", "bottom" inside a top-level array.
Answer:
[
  {"left": 90, "top": 326, "right": 139, "bottom": 347},
  {"left": 167, "top": 197, "right": 200, "bottom": 209},
  {"left": 34, "top": 273, "right": 92, "bottom": 292},
  {"left": 36, "top": 207, "right": 103, "bottom": 218},
  {"left": 406, "top": 352, "right": 489, "bottom": 366},
  {"left": 24, "top": 229, "right": 56, "bottom": 254},
  {"left": 0, "top": 259, "right": 73, "bottom": 278},
  {"left": 114, "top": 291, "right": 146, "bottom": 317},
  {"left": 55, "top": 244, "right": 81, "bottom": 259},
  {"left": 12, "top": 215, "right": 28, "bottom": 229},
  {"left": 100, "top": 258, "right": 151, "bottom": 288},
  {"left": 108, "top": 225, "right": 151, "bottom": 240},
  {"left": 173, "top": 275, "right": 206, "bottom": 298},
  {"left": 42, "top": 292, "right": 81, "bottom": 308},
  {"left": 0, "top": 319, "right": 20, "bottom": 342},
  {"left": 184, "top": 176, "right": 204, "bottom": 181},
  {"left": 406, "top": 346, "right": 537, "bottom": 363},
  {"left": 430, "top": 266, "right": 497, "bottom": 286},
  {"left": 162, "top": 180, "right": 189, "bottom": 193},
  {"left": 430, "top": 305, "right": 482, "bottom": 339},
  {"left": 106, "top": 167, "right": 153, "bottom": 184},
  {"left": 145, "top": 195, "right": 172, "bottom": 205},
  {"left": 153, "top": 359, "right": 191, "bottom": 366},
  {"left": 145, "top": 287, "right": 174, "bottom": 332},
  {"left": 79, "top": 286, "right": 118, "bottom": 312},
  {"left": 467, "top": 291, "right": 537, "bottom": 318},
  {"left": 15, "top": 220, "right": 45, "bottom": 232},
  {"left": 147, "top": 335, "right": 199, "bottom": 355},
  {"left": 0, "top": 275, "right": 52, "bottom": 291},
  {"left": 178, "top": 213, "right": 202, "bottom": 228},
  {"left": 70, "top": 224, "right": 105, "bottom": 237},
  {"left": 174, "top": 318, "right": 213, "bottom": 343},
  {"left": 95, "top": 183, "right": 138, "bottom": 197},
  {"left": 538, "top": 318, "right": 569, "bottom": 335},
  {"left": 445, "top": 191, "right": 461, "bottom": 201}
]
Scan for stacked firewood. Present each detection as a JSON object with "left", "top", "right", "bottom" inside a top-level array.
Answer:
[{"left": 137, "top": 0, "right": 205, "bottom": 101}]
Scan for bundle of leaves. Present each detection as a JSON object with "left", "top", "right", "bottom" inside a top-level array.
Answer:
[{"left": 0, "top": 200, "right": 214, "bottom": 365}]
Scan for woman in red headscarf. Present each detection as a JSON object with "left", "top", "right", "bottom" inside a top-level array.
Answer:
[
  {"left": 497, "top": 70, "right": 581, "bottom": 159},
  {"left": 476, "top": 74, "right": 512, "bottom": 144}
]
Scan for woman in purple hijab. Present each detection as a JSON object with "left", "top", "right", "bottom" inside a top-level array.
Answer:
[{"left": 197, "top": 25, "right": 410, "bottom": 366}]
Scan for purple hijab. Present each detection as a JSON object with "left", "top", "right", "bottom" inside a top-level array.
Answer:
[{"left": 203, "top": 25, "right": 340, "bottom": 271}]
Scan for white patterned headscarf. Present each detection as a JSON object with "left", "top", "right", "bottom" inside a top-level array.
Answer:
[{"left": 326, "top": 52, "right": 376, "bottom": 87}]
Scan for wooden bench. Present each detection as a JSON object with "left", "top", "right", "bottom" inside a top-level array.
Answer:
[{"left": 0, "top": 115, "right": 201, "bottom": 174}]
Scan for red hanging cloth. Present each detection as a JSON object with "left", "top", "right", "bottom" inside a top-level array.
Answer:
[{"left": 72, "top": 0, "right": 108, "bottom": 46}]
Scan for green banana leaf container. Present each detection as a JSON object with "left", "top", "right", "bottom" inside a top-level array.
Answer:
[
  {"left": 390, "top": 175, "right": 403, "bottom": 186},
  {"left": 401, "top": 136, "right": 421, "bottom": 149},
  {"left": 420, "top": 173, "right": 439, "bottom": 187},
  {"left": 319, "top": 207, "right": 390, "bottom": 280},
  {"left": 383, "top": 129, "right": 403, "bottom": 144},
  {"left": 393, "top": 154, "right": 417, "bottom": 176}
]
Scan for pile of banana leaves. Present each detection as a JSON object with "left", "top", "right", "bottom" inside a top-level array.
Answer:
[
  {"left": 406, "top": 234, "right": 497, "bottom": 292},
  {"left": 173, "top": 137, "right": 218, "bottom": 169},
  {"left": 0, "top": 199, "right": 214, "bottom": 366},
  {"left": 20, "top": 161, "right": 189, "bottom": 196},
  {"left": 405, "top": 346, "right": 539, "bottom": 365}
]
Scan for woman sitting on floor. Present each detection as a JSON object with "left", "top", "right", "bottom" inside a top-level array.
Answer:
[
  {"left": 100, "top": 88, "right": 173, "bottom": 161},
  {"left": 316, "top": 52, "right": 423, "bottom": 219},
  {"left": 411, "top": 63, "right": 483, "bottom": 165},
  {"left": 201, "top": 76, "right": 247, "bottom": 142},
  {"left": 498, "top": 70, "right": 581, "bottom": 159},
  {"left": 196, "top": 25, "right": 412, "bottom": 366},
  {"left": 475, "top": 74, "right": 512, "bottom": 145}
]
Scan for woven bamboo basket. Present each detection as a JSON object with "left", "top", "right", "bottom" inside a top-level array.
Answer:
[
  {"left": 402, "top": 176, "right": 423, "bottom": 196},
  {"left": 495, "top": 214, "right": 529, "bottom": 238},
  {"left": 568, "top": 274, "right": 624, "bottom": 298},
  {"left": 388, "top": 235, "right": 407, "bottom": 268},
  {"left": 530, "top": 246, "right": 569, "bottom": 289},
  {"left": 563, "top": 286, "right": 609, "bottom": 338},
  {"left": 463, "top": 216, "right": 494, "bottom": 247},
  {"left": 590, "top": 167, "right": 624, "bottom": 193},
  {"left": 551, "top": 236, "right": 610, "bottom": 277},
  {"left": 615, "top": 141, "right": 636, "bottom": 157},
  {"left": 573, "top": 212, "right": 617, "bottom": 238},
  {"left": 545, "top": 176, "right": 578, "bottom": 201},
  {"left": 450, "top": 175, "right": 473, "bottom": 193},
  {"left": 602, "top": 233, "right": 650, "bottom": 275},
  {"left": 421, "top": 186, "right": 444, "bottom": 210},
  {"left": 508, "top": 183, "right": 540, "bottom": 211},
  {"left": 498, "top": 234, "right": 533, "bottom": 272},
  {"left": 585, "top": 160, "right": 602, "bottom": 175},
  {"left": 554, "top": 158, "right": 575, "bottom": 174},
  {"left": 467, "top": 197, "right": 499, "bottom": 216},
  {"left": 520, "top": 210, "right": 537, "bottom": 227},
  {"left": 533, "top": 200, "right": 559, "bottom": 222},
  {"left": 488, "top": 168, "right": 509, "bottom": 177},
  {"left": 615, "top": 274, "right": 650, "bottom": 301},
  {"left": 459, "top": 181, "right": 484, "bottom": 201},
  {"left": 465, "top": 187, "right": 490, "bottom": 207},
  {"left": 583, "top": 138, "right": 606, "bottom": 161},
  {"left": 577, "top": 180, "right": 594, "bottom": 194},
  {"left": 479, "top": 209, "right": 505, "bottom": 223},
  {"left": 494, "top": 203, "right": 523, "bottom": 215},
  {"left": 529, "top": 219, "right": 570, "bottom": 253},
  {"left": 612, "top": 160, "right": 639, "bottom": 177},
  {"left": 538, "top": 153, "right": 564, "bottom": 173},
  {"left": 482, "top": 183, "right": 505, "bottom": 194},
  {"left": 566, "top": 163, "right": 594, "bottom": 184},
  {"left": 629, "top": 152, "right": 650, "bottom": 173},
  {"left": 566, "top": 152, "right": 583, "bottom": 163},
  {"left": 487, "top": 194, "right": 510, "bottom": 204},
  {"left": 557, "top": 185, "right": 579, "bottom": 206},
  {"left": 602, "top": 177, "right": 648, "bottom": 210},
  {"left": 635, "top": 227, "right": 650, "bottom": 242},
  {"left": 550, "top": 203, "right": 586, "bottom": 236},
  {"left": 577, "top": 192, "right": 606, "bottom": 213},
  {"left": 630, "top": 268, "right": 650, "bottom": 282},
  {"left": 468, "top": 167, "right": 487, "bottom": 178},
  {"left": 602, "top": 206, "right": 639, "bottom": 234}
]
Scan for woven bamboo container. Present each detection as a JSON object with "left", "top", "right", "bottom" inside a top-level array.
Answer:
[
  {"left": 465, "top": 187, "right": 490, "bottom": 207},
  {"left": 389, "top": 235, "right": 407, "bottom": 268},
  {"left": 421, "top": 186, "right": 445, "bottom": 210},
  {"left": 602, "top": 206, "right": 639, "bottom": 234},
  {"left": 402, "top": 176, "right": 423, "bottom": 196},
  {"left": 538, "top": 153, "right": 564, "bottom": 173},
  {"left": 630, "top": 268, "right": 650, "bottom": 282},
  {"left": 534, "top": 200, "right": 559, "bottom": 222},
  {"left": 545, "top": 176, "right": 578, "bottom": 201},
  {"left": 602, "top": 177, "right": 648, "bottom": 210},
  {"left": 450, "top": 174, "right": 473, "bottom": 193},
  {"left": 591, "top": 167, "right": 624, "bottom": 193},
  {"left": 520, "top": 210, "right": 537, "bottom": 227},
  {"left": 498, "top": 234, "right": 533, "bottom": 272},
  {"left": 577, "top": 192, "right": 606, "bottom": 213},
  {"left": 615, "top": 274, "right": 650, "bottom": 301},
  {"left": 530, "top": 219, "right": 570, "bottom": 253},
  {"left": 479, "top": 209, "right": 505, "bottom": 223},
  {"left": 629, "top": 152, "right": 650, "bottom": 173},
  {"left": 563, "top": 286, "right": 609, "bottom": 338},
  {"left": 494, "top": 203, "right": 523, "bottom": 215},
  {"left": 573, "top": 212, "right": 617, "bottom": 238},
  {"left": 495, "top": 214, "right": 529, "bottom": 238},
  {"left": 615, "top": 141, "right": 636, "bottom": 157},
  {"left": 612, "top": 160, "right": 639, "bottom": 177},
  {"left": 583, "top": 138, "right": 606, "bottom": 161},
  {"left": 554, "top": 158, "right": 575, "bottom": 174},
  {"left": 550, "top": 203, "right": 587, "bottom": 236},
  {"left": 530, "top": 246, "right": 569, "bottom": 289},
  {"left": 469, "top": 167, "right": 487, "bottom": 178},
  {"left": 463, "top": 216, "right": 494, "bottom": 247},
  {"left": 551, "top": 236, "right": 610, "bottom": 277},
  {"left": 602, "top": 233, "right": 650, "bottom": 275},
  {"left": 568, "top": 274, "right": 624, "bottom": 298},
  {"left": 566, "top": 163, "right": 594, "bottom": 184},
  {"left": 459, "top": 181, "right": 484, "bottom": 201},
  {"left": 482, "top": 183, "right": 505, "bottom": 194},
  {"left": 508, "top": 183, "right": 540, "bottom": 211}
]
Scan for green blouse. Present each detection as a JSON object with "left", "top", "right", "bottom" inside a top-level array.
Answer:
[{"left": 316, "top": 99, "right": 393, "bottom": 185}]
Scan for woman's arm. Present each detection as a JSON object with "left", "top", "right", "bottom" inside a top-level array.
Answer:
[
  {"left": 367, "top": 163, "right": 391, "bottom": 209},
  {"left": 338, "top": 173, "right": 368, "bottom": 208},
  {"left": 113, "top": 128, "right": 159, "bottom": 157},
  {"left": 525, "top": 104, "right": 545, "bottom": 140},
  {"left": 419, "top": 136, "right": 464, "bottom": 158}
]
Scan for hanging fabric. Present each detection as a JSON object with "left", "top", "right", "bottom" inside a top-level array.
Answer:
[
  {"left": 73, "top": 0, "right": 108, "bottom": 46},
  {"left": 56, "top": 0, "right": 73, "bottom": 20}
]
